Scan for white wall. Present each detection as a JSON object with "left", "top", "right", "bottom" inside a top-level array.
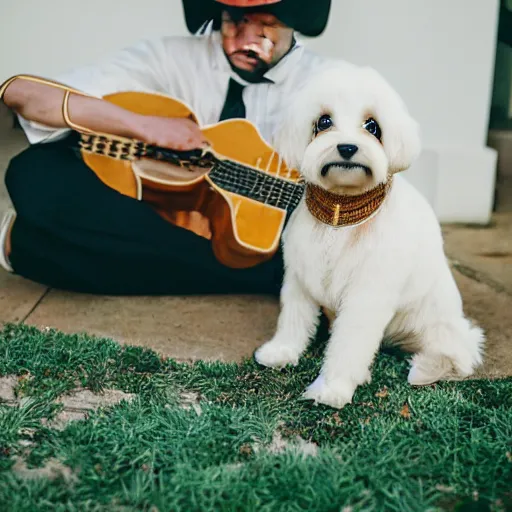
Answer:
[
  {"left": 1, "top": 0, "right": 500, "bottom": 223},
  {"left": 0, "top": 1, "right": 190, "bottom": 79},
  {"left": 303, "top": 0, "right": 500, "bottom": 223}
]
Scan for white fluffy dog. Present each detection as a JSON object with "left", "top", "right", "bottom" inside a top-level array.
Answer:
[{"left": 254, "top": 63, "right": 485, "bottom": 409}]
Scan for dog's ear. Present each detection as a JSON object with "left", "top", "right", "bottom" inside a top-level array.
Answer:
[
  {"left": 361, "top": 67, "right": 422, "bottom": 173},
  {"left": 384, "top": 108, "right": 422, "bottom": 174},
  {"left": 271, "top": 87, "right": 315, "bottom": 171}
]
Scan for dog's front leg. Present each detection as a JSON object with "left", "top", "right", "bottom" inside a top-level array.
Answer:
[
  {"left": 303, "top": 293, "right": 395, "bottom": 409},
  {"left": 254, "top": 271, "right": 320, "bottom": 368}
]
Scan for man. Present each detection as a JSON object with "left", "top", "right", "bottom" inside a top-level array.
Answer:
[{"left": 0, "top": 0, "right": 331, "bottom": 296}]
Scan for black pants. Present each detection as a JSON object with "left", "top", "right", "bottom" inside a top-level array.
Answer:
[{"left": 4, "top": 134, "right": 284, "bottom": 296}]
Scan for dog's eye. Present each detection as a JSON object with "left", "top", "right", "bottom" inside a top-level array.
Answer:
[
  {"left": 316, "top": 114, "right": 333, "bottom": 133},
  {"left": 363, "top": 118, "right": 382, "bottom": 141}
]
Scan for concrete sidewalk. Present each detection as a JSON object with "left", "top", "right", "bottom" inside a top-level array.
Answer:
[{"left": 1, "top": 106, "right": 511, "bottom": 377}]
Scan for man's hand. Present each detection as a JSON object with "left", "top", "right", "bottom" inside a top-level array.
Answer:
[{"left": 136, "top": 116, "right": 210, "bottom": 151}]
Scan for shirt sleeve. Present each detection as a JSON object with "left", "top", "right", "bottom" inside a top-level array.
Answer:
[{"left": 16, "top": 37, "right": 172, "bottom": 144}]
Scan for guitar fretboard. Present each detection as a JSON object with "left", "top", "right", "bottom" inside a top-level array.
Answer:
[
  {"left": 209, "top": 160, "right": 304, "bottom": 212},
  {"left": 79, "top": 134, "right": 305, "bottom": 212}
]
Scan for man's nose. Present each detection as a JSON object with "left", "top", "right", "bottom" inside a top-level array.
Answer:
[{"left": 236, "top": 21, "right": 264, "bottom": 43}]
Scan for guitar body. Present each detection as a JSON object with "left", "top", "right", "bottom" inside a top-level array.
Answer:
[{"left": 80, "top": 91, "right": 303, "bottom": 269}]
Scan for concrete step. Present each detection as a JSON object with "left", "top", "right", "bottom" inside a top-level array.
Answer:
[{"left": 488, "top": 127, "right": 512, "bottom": 212}]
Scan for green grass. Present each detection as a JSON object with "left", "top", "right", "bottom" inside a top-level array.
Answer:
[{"left": 0, "top": 323, "right": 511, "bottom": 512}]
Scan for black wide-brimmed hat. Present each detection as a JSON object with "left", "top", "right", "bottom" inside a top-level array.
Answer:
[{"left": 181, "top": 0, "right": 332, "bottom": 37}]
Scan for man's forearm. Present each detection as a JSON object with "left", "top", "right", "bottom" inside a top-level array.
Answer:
[{"left": 2, "top": 78, "right": 142, "bottom": 139}]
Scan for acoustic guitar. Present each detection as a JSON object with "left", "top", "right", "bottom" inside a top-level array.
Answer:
[
  {"left": 81, "top": 92, "right": 306, "bottom": 269},
  {"left": 1, "top": 75, "right": 305, "bottom": 269}
]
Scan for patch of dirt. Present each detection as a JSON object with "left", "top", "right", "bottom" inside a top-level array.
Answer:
[
  {"left": 42, "top": 410, "right": 89, "bottom": 431},
  {"left": 1, "top": 379, "right": 135, "bottom": 430},
  {"left": 12, "top": 456, "right": 77, "bottom": 483},
  {"left": 7, "top": 386, "right": 136, "bottom": 482},
  {"left": 266, "top": 431, "right": 289, "bottom": 454},
  {"left": 0, "top": 375, "right": 18, "bottom": 403},
  {"left": 253, "top": 431, "right": 318, "bottom": 457},
  {"left": 178, "top": 391, "right": 202, "bottom": 416},
  {"left": 42, "top": 388, "right": 136, "bottom": 430},
  {"left": 55, "top": 388, "right": 135, "bottom": 410},
  {"left": 292, "top": 436, "right": 319, "bottom": 457}
]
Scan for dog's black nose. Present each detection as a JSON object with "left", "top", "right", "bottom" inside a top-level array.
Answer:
[{"left": 337, "top": 144, "right": 359, "bottom": 160}]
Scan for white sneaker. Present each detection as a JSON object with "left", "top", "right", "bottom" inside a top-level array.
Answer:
[{"left": 0, "top": 208, "right": 15, "bottom": 272}]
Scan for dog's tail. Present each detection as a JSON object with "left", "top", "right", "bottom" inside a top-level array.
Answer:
[{"left": 407, "top": 318, "right": 485, "bottom": 386}]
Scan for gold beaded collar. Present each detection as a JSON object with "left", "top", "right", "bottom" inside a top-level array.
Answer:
[{"left": 305, "top": 174, "right": 394, "bottom": 227}]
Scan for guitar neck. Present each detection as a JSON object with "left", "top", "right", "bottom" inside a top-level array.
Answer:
[
  {"left": 209, "top": 161, "right": 304, "bottom": 213},
  {"left": 79, "top": 134, "right": 305, "bottom": 212}
]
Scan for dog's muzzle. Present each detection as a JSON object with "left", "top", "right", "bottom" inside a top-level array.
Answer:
[
  {"left": 320, "top": 143, "right": 372, "bottom": 177},
  {"left": 321, "top": 161, "right": 372, "bottom": 177}
]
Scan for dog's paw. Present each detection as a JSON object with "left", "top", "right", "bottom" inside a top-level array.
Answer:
[
  {"left": 408, "top": 353, "right": 457, "bottom": 386},
  {"left": 302, "top": 375, "right": 356, "bottom": 409},
  {"left": 254, "top": 340, "right": 300, "bottom": 368}
]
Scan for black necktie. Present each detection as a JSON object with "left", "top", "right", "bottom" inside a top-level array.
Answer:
[
  {"left": 219, "top": 78, "right": 246, "bottom": 121},
  {"left": 218, "top": 39, "right": 296, "bottom": 122}
]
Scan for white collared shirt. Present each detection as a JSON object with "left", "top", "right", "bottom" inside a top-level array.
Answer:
[{"left": 17, "top": 30, "right": 330, "bottom": 147}]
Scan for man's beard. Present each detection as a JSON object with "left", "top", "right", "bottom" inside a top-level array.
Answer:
[{"left": 226, "top": 49, "right": 271, "bottom": 83}]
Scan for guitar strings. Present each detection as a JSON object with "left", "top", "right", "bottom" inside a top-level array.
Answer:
[
  {"left": 81, "top": 134, "right": 305, "bottom": 211},
  {"left": 263, "top": 150, "right": 279, "bottom": 208},
  {"left": 203, "top": 160, "right": 303, "bottom": 210},
  {"left": 212, "top": 160, "right": 304, "bottom": 211},
  {"left": 273, "top": 152, "right": 289, "bottom": 210},
  {"left": 214, "top": 161, "right": 300, "bottom": 203}
]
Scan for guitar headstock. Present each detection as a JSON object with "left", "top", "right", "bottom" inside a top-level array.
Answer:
[
  {"left": 79, "top": 134, "right": 217, "bottom": 170},
  {"left": 79, "top": 134, "right": 144, "bottom": 161}
]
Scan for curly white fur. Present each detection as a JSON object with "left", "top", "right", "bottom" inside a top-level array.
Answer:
[{"left": 255, "top": 63, "right": 485, "bottom": 409}]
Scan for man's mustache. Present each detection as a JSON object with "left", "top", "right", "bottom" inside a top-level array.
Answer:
[
  {"left": 230, "top": 40, "right": 274, "bottom": 62},
  {"left": 231, "top": 49, "right": 264, "bottom": 61}
]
